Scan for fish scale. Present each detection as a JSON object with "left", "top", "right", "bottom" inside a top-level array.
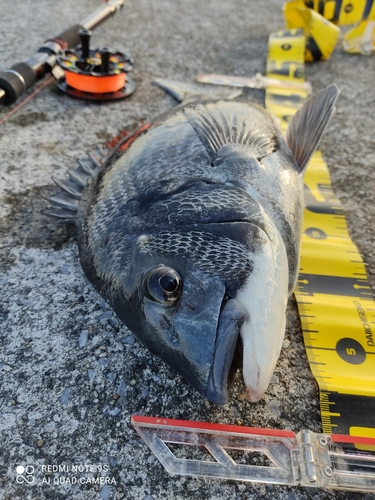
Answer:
[
  {"left": 137, "top": 229, "right": 253, "bottom": 285},
  {"left": 140, "top": 185, "right": 262, "bottom": 227}
]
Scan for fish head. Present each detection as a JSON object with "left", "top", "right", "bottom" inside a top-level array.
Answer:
[
  {"left": 131, "top": 263, "right": 227, "bottom": 399},
  {"left": 109, "top": 216, "right": 289, "bottom": 405},
  {"left": 112, "top": 230, "right": 230, "bottom": 401}
]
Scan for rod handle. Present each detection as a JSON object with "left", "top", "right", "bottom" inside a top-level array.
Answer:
[
  {"left": 52, "top": 24, "right": 85, "bottom": 50},
  {"left": 0, "top": 63, "right": 37, "bottom": 105}
]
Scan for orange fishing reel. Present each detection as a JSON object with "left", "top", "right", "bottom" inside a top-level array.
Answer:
[{"left": 56, "top": 29, "right": 135, "bottom": 100}]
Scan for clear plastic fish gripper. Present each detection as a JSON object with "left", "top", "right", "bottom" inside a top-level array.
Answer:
[{"left": 131, "top": 416, "right": 375, "bottom": 492}]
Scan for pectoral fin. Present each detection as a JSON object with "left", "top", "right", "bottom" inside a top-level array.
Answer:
[{"left": 286, "top": 84, "right": 340, "bottom": 173}]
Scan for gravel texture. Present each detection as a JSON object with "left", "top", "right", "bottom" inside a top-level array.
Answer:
[{"left": 0, "top": 1, "right": 374, "bottom": 499}]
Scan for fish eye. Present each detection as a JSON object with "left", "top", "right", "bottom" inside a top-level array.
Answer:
[{"left": 144, "top": 266, "right": 182, "bottom": 304}]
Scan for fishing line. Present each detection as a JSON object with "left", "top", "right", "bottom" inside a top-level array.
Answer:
[{"left": 0, "top": 76, "right": 54, "bottom": 126}]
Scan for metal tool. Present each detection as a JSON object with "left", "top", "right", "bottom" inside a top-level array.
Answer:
[
  {"left": 196, "top": 73, "right": 312, "bottom": 94},
  {"left": 0, "top": 0, "right": 125, "bottom": 106}
]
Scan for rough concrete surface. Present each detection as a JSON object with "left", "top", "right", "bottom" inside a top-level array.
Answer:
[{"left": 0, "top": 1, "right": 374, "bottom": 499}]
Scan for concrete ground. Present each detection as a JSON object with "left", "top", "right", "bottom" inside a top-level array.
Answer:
[{"left": 0, "top": 0, "right": 374, "bottom": 499}]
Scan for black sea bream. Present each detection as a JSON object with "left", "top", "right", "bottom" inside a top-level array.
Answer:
[{"left": 48, "top": 83, "right": 339, "bottom": 404}]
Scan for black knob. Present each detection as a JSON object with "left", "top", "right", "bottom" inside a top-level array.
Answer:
[
  {"left": 100, "top": 48, "right": 111, "bottom": 74},
  {"left": 79, "top": 29, "right": 92, "bottom": 59}
]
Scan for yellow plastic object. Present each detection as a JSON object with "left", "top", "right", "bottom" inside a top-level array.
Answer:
[
  {"left": 344, "top": 19, "right": 375, "bottom": 54},
  {"left": 266, "top": 28, "right": 375, "bottom": 445},
  {"left": 285, "top": 0, "right": 371, "bottom": 26},
  {"left": 350, "top": 427, "right": 375, "bottom": 452},
  {"left": 284, "top": 0, "right": 375, "bottom": 55},
  {"left": 283, "top": 1, "right": 340, "bottom": 60},
  {"left": 343, "top": 0, "right": 375, "bottom": 55},
  {"left": 266, "top": 29, "right": 307, "bottom": 131},
  {"left": 296, "top": 152, "right": 375, "bottom": 400},
  {"left": 302, "top": 0, "right": 369, "bottom": 25}
]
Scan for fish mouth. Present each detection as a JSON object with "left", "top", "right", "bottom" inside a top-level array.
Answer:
[
  {"left": 206, "top": 298, "right": 248, "bottom": 405},
  {"left": 205, "top": 214, "right": 289, "bottom": 405}
]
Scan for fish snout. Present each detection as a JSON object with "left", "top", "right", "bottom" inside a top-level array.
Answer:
[{"left": 206, "top": 299, "right": 249, "bottom": 405}]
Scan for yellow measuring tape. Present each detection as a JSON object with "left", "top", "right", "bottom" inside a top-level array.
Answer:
[
  {"left": 266, "top": 28, "right": 375, "bottom": 448},
  {"left": 284, "top": 0, "right": 375, "bottom": 57}
]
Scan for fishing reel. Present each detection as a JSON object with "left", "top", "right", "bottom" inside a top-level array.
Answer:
[{"left": 56, "top": 29, "right": 135, "bottom": 100}]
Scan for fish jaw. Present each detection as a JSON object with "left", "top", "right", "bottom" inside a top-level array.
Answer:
[
  {"left": 236, "top": 217, "right": 289, "bottom": 402},
  {"left": 206, "top": 298, "right": 248, "bottom": 404},
  {"left": 206, "top": 218, "right": 289, "bottom": 404}
]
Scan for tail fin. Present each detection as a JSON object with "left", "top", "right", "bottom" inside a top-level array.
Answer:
[{"left": 286, "top": 84, "right": 339, "bottom": 173}]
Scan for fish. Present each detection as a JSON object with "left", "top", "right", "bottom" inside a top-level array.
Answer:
[{"left": 47, "top": 82, "right": 339, "bottom": 405}]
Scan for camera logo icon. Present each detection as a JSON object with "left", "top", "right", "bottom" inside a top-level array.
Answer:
[{"left": 16, "top": 465, "right": 35, "bottom": 484}]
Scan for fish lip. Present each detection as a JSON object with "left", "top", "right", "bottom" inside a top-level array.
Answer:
[{"left": 206, "top": 298, "right": 247, "bottom": 405}]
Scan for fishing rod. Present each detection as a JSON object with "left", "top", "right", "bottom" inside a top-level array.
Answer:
[{"left": 0, "top": 0, "right": 125, "bottom": 106}]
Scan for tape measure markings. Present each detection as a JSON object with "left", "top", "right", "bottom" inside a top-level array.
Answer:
[
  {"left": 332, "top": 0, "right": 344, "bottom": 23},
  {"left": 299, "top": 0, "right": 371, "bottom": 25},
  {"left": 334, "top": 0, "right": 368, "bottom": 25},
  {"left": 285, "top": 1, "right": 375, "bottom": 57},
  {"left": 363, "top": 0, "right": 375, "bottom": 20},
  {"left": 266, "top": 28, "right": 375, "bottom": 441},
  {"left": 283, "top": 2, "right": 341, "bottom": 60},
  {"left": 266, "top": 28, "right": 375, "bottom": 414},
  {"left": 306, "top": 345, "right": 375, "bottom": 354}
]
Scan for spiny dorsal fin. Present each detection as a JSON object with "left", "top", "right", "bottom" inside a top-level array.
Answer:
[
  {"left": 46, "top": 148, "right": 105, "bottom": 222},
  {"left": 286, "top": 84, "right": 339, "bottom": 173},
  {"left": 52, "top": 176, "right": 84, "bottom": 199},
  {"left": 67, "top": 168, "right": 89, "bottom": 188},
  {"left": 43, "top": 207, "right": 77, "bottom": 224},
  {"left": 184, "top": 102, "right": 278, "bottom": 163},
  {"left": 47, "top": 192, "right": 79, "bottom": 212},
  {"left": 45, "top": 125, "right": 150, "bottom": 223}
]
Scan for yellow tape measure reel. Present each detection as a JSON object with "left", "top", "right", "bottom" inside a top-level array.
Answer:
[
  {"left": 284, "top": 2, "right": 340, "bottom": 60},
  {"left": 289, "top": 0, "right": 373, "bottom": 25},
  {"left": 284, "top": 0, "right": 375, "bottom": 57},
  {"left": 266, "top": 29, "right": 375, "bottom": 446}
]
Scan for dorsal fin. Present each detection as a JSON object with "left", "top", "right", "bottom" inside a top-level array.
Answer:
[
  {"left": 286, "top": 84, "right": 339, "bottom": 173},
  {"left": 184, "top": 102, "right": 278, "bottom": 163},
  {"left": 45, "top": 148, "right": 105, "bottom": 222},
  {"left": 45, "top": 124, "right": 151, "bottom": 223},
  {"left": 52, "top": 176, "right": 84, "bottom": 199}
]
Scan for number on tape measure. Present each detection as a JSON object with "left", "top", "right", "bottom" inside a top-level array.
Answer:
[{"left": 266, "top": 27, "right": 375, "bottom": 444}]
